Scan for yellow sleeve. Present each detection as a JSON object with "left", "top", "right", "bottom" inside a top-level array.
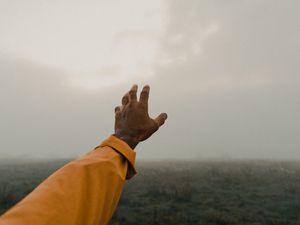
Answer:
[{"left": 0, "top": 135, "right": 137, "bottom": 225}]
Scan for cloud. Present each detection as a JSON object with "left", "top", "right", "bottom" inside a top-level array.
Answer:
[
  {"left": 0, "top": 0, "right": 166, "bottom": 90},
  {"left": 0, "top": 53, "right": 120, "bottom": 158},
  {"left": 136, "top": 0, "right": 300, "bottom": 160},
  {"left": 156, "top": 0, "right": 299, "bottom": 89},
  {"left": 0, "top": 1, "right": 299, "bottom": 160}
]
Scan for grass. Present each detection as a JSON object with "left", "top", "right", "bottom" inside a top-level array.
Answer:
[{"left": 1, "top": 159, "right": 300, "bottom": 225}]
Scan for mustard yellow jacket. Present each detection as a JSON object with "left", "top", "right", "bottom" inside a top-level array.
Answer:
[{"left": 0, "top": 135, "right": 137, "bottom": 225}]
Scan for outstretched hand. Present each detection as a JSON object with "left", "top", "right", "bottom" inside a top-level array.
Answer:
[{"left": 114, "top": 85, "right": 168, "bottom": 149}]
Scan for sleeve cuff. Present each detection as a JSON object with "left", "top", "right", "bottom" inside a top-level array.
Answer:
[{"left": 99, "top": 135, "right": 137, "bottom": 179}]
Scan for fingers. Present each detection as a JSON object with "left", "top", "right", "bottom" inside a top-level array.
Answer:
[
  {"left": 139, "top": 85, "right": 150, "bottom": 105},
  {"left": 154, "top": 113, "right": 168, "bottom": 127},
  {"left": 115, "top": 106, "right": 121, "bottom": 113},
  {"left": 128, "top": 84, "right": 138, "bottom": 102},
  {"left": 124, "top": 84, "right": 150, "bottom": 105},
  {"left": 122, "top": 93, "right": 129, "bottom": 105}
]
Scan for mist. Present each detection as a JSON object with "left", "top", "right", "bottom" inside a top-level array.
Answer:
[{"left": 0, "top": 0, "right": 299, "bottom": 160}]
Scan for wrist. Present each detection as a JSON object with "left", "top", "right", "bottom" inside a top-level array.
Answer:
[{"left": 113, "top": 134, "right": 139, "bottom": 149}]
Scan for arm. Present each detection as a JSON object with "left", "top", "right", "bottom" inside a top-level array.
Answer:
[
  {"left": 0, "top": 85, "right": 167, "bottom": 225},
  {"left": 0, "top": 136, "right": 136, "bottom": 225}
]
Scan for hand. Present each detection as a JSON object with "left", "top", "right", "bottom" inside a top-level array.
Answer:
[{"left": 114, "top": 85, "right": 168, "bottom": 149}]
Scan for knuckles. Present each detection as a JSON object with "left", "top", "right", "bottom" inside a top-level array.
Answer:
[
  {"left": 129, "top": 90, "right": 136, "bottom": 96},
  {"left": 114, "top": 106, "right": 120, "bottom": 113}
]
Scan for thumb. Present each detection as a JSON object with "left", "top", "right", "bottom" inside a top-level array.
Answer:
[{"left": 154, "top": 113, "right": 168, "bottom": 127}]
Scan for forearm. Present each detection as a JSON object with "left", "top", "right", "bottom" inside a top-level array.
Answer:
[{"left": 0, "top": 136, "right": 136, "bottom": 225}]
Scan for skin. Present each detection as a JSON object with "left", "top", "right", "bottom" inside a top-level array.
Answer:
[{"left": 113, "top": 85, "right": 168, "bottom": 149}]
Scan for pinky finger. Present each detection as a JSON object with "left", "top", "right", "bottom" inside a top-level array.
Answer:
[{"left": 115, "top": 106, "right": 121, "bottom": 113}]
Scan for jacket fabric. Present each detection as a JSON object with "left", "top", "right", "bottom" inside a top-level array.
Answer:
[{"left": 0, "top": 135, "right": 136, "bottom": 225}]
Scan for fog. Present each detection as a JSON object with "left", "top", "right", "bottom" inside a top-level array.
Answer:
[{"left": 0, "top": 0, "right": 299, "bottom": 160}]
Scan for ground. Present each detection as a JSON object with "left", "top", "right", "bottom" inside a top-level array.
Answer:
[{"left": 1, "top": 159, "right": 300, "bottom": 225}]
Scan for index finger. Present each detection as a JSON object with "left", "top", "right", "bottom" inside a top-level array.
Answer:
[{"left": 129, "top": 84, "right": 138, "bottom": 102}]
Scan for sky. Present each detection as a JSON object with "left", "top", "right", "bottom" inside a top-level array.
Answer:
[{"left": 0, "top": 0, "right": 299, "bottom": 160}]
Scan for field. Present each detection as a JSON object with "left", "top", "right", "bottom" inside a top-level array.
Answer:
[{"left": 1, "top": 160, "right": 300, "bottom": 225}]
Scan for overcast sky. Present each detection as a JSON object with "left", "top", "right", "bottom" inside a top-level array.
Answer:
[{"left": 0, "top": 0, "right": 299, "bottom": 160}]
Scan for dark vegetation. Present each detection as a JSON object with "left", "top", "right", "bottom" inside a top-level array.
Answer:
[{"left": 1, "top": 160, "right": 300, "bottom": 225}]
